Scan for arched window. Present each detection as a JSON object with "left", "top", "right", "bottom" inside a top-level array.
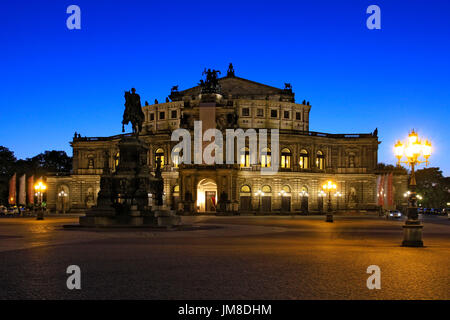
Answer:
[
  {"left": 173, "top": 185, "right": 180, "bottom": 194},
  {"left": 172, "top": 147, "right": 181, "bottom": 168},
  {"left": 300, "top": 186, "right": 309, "bottom": 197},
  {"left": 281, "top": 148, "right": 291, "bottom": 169},
  {"left": 155, "top": 148, "right": 165, "bottom": 168},
  {"left": 261, "top": 147, "right": 271, "bottom": 168},
  {"left": 261, "top": 185, "right": 272, "bottom": 193},
  {"left": 316, "top": 150, "right": 325, "bottom": 170},
  {"left": 299, "top": 149, "right": 309, "bottom": 169},
  {"left": 240, "top": 185, "right": 251, "bottom": 193},
  {"left": 240, "top": 147, "right": 250, "bottom": 168},
  {"left": 282, "top": 185, "right": 291, "bottom": 193}
]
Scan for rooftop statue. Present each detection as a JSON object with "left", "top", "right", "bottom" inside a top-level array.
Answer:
[
  {"left": 227, "top": 63, "right": 235, "bottom": 77},
  {"left": 122, "top": 88, "right": 145, "bottom": 136},
  {"left": 200, "top": 68, "right": 222, "bottom": 94}
]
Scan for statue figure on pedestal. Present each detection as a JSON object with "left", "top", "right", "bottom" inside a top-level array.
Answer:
[
  {"left": 200, "top": 68, "right": 222, "bottom": 94},
  {"left": 122, "top": 88, "right": 145, "bottom": 136},
  {"left": 227, "top": 63, "right": 235, "bottom": 77}
]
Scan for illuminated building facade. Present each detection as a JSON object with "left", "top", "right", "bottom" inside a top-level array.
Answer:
[{"left": 46, "top": 66, "right": 407, "bottom": 214}]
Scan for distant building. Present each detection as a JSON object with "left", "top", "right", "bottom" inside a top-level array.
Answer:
[{"left": 47, "top": 67, "right": 407, "bottom": 214}]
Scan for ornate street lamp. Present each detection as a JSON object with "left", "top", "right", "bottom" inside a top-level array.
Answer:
[
  {"left": 58, "top": 190, "right": 68, "bottom": 214},
  {"left": 394, "top": 129, "right": 432, "bottom": 247},
  {"left": 318, "top": 190, "right": 326, "bottom": 214},
  {"left": 34, "top": 181, "right": 47, "bottom": 220},
  {"left": 254, "top": 190, "right": 264, "bottom": 212},
  {"left": 299, "top": 190, "right": 309, "bottom": 215},
  {"left": 322, "top": 180, "right": 337, "bottom": 222}
]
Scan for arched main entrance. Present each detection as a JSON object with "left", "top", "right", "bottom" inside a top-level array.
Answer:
[{"left": 197, "top": 179, "right": 217, "bottom": 212}]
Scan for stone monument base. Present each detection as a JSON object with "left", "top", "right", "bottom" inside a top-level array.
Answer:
[
  {"left": 402, "top": 220, "right": 424, "bottom": 247},
  {"left": 154, "top": 206, "right": 182, "bottom": 227},
  {"left": 79, "top": 206, "right": 181, "bottom": 228}
]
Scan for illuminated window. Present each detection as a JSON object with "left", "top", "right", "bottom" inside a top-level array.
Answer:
[
  {"left": 261, "top": 147, "right": 271, "bottom": 168},
  {"left": 155, "top": 148, "right": 165, "bottom": 168},
  {"left": 299, "top": 149, "right": 309, "bottom": 169},
  {"left": 261, "top": 185, "right": 272, "bottom": 193},
  {"left": 282, "top": 185, "right": 291, "bottom": 193},
  {"left": 240, "top": 147, "right": 250, "bottom": 168},
  {"left": 240, "top": 185, "right": 251, "bottom": 193},
  {"left": 173, "top": 185, "right": 180, "bottom": 193},
  {"left": 316, "top": 150, "right": 325, "bottom": 170},
  {"left": 114, "top": 152, "right": 120, "bottom": 168},
  {"left": 281, "top": 148, "right": 291, "bottom": 169}
]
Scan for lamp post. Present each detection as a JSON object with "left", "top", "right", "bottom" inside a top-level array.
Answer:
[
  {"left": 322, "top": 180, "right": 337, "bottom": 222},
  {"left": 394, "top": 129, "right": 431, "bottom": 247},
  {"left": 299, "top": 190, "right": 309, "bottom": 215},
  {"left": 58, "top": 190, "right": 68, "bottom": 214},
  {"left": 318, "top": 190, "right": 326, "bottom": 214},
  {"left": 334, "top": 191, "right": 343, "bottom": 212},
  {"left": 254, "top": 190, "right": 264, "bottom": 212},
  {"left": 34, "top": 181, "right": 47, "bottom": 220}
]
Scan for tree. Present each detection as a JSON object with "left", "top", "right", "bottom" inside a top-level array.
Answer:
[
  {"left": 0, "top": 146, "right": 16, "bottom": 176},
  {"left": 31, "top": 151, "right": 72, "bottom": 174},
  {"left": 375, "top": 162, "right": 408, "bottom": 175},
  {"left": 415, "top": 167, "right": 449, "bottom": 208},
  {"left": 0, "top": 146, "right": 17, "bottom": 205}
]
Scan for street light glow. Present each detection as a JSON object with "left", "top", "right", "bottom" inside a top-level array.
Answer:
[
  {"left": 34, "top": 181, "right": 47, "bottom": 192},
  {"left": 395, "top": 130, "right": 432, "bottom": 166},
  {"left": 322, "top": 180, "right": 337, "bottom": 191}
]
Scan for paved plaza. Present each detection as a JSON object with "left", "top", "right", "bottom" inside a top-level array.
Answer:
[{"left": 0, "top": 214, "right": 448, "bottom": 299}]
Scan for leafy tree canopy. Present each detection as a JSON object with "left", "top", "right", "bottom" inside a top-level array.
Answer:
[
  {"left": 375, "top": 162, "right": 408, "bottom": 175},
  {"left": 0, "top": 146, "right": 17, "bottom": 176},
  {"left": 415, "top": 167, "right": 450, "bottom": 208}
]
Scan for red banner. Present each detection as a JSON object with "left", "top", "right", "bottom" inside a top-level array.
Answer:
[
  {"left": 27, "top": 175, "right": 34, "bottom": 204},
  {"left": 378, "top": 174, "right": 385, "bottom": 206},
  {"left": 8, "top": 173, "right": 16, "bottom": 205},
  {"left": 387, "top": 173, "right": 393, "bottom": 206}
]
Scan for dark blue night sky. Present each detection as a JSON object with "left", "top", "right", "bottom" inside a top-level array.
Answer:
[{"left": 1, "top": 0, "right": 449, "bottom": 174}]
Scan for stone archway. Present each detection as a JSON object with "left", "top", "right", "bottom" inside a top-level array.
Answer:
[
  {"left": 56, "top": 184, "right": 70, "bottom": 213},
  {"left": 196, "top": 178, "right": 217, "bottom": 212}
]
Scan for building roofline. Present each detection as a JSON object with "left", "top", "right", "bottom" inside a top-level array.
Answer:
[{"left": 71, "top": 130, "right": 377, "bottom": 143}]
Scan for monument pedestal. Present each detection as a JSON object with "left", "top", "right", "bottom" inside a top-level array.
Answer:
[
  {"left": 154, "top": 206, "right": 181, "bottom": 227},
  {"left": 78, "top": 136, "right": 181, "bottom": 228},
  {"left": 325, "top": 213, "right": 334, "bottom": 223},
  {"left": 402, "top": 220, "right": 424, "bottom": 247}
]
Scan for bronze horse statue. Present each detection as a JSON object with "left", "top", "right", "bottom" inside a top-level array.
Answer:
[{"left": 122, "top": 88, "right": 145, "bottom": 136}]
